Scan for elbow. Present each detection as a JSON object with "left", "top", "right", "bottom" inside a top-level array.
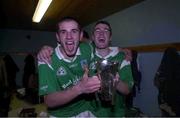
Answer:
[
  {"left": 121, "top": 84, "right": 131, "bottom": 95},
  {"left": 44, "top": 96, "right": 58, "bottom": 108},
  {"left": 116, "top": 82, "right": 130, "bottom": 95},
  {"left": 124, "top": 89, "right": 130, "bottom": 95}
]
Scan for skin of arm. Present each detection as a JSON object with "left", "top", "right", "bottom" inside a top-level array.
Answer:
[
  {"left": 114, "top": 73, "right": 130, "bottom": 95},
  {"left": 44, "top": 83, "right": 81, "bottom": 108}
]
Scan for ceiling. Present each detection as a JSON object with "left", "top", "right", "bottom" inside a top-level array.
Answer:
[{"left": 0, "top": 0, "right": 144, "bottom": 32}]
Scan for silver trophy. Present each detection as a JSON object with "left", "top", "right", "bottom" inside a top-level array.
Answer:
[{"left": 96, "top": 59, "right": 119, "bottom": 105}]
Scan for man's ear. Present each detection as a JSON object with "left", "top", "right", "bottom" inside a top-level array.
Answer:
[
  {"left": 80, "top": 31, "right": 83, "bottom": 41},
  {"left": 91, "top": 34, "right": 95, "bottom": 42},
  {"left": 109, "top": 35, "right": 112, "bottom": 41}
]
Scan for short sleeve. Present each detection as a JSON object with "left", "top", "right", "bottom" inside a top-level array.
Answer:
[
  {"left": 119, "top": 59, "right": 134, "bottom": 90},
  {"left": 38, "top": 63, "right": 59, "bottom": 96}
]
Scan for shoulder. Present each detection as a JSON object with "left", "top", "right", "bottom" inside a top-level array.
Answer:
[
  {"left": 80, "top": 42, "right": 93, "bottom": 49},
  {"left": 110, "top": 47, "right": 125, "bottom": 59},
  {"left": 52, "top": 47, "right": 64, "bottom": 62},
  {"left": 80, "top": 42, "right": 94, "bottom": 58}
]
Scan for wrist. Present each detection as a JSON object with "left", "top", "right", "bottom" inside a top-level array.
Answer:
[
  {"left": 115, "top": 79, "right": 121, "bottom": 89},
  {"left": 74, "top": 84, "right": 83, "bottom": 95}
]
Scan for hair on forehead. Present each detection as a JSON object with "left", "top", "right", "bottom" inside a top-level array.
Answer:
[
  {"left": 83, "top": 30, "right": 89, "bottom": 39},
  {"left": 56, "top": 16, "right": 82, "bottom": 32},
  {"left": 95, "top": 20, "right": 111, "bottom": 29},
  {"left": 94, "top": 20, "right": 112, "bottom": 35}
]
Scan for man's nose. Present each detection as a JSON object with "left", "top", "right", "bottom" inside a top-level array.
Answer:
[
  {"left": 99, "top": 31, "right": 105, "bottom": 37},
  {"left": 99, "top": 30, "right": 105, "bottom": 35},
  {"left": 66, "top": 32, "right": 72, "bottom": 39}
]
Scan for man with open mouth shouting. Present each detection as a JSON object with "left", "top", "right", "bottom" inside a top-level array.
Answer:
[
  {"left": 89, "top": 21, "right": 134, "bottom": 117},
  {"left": 38, "top": 17, "right": 100, "bottom": 117}
]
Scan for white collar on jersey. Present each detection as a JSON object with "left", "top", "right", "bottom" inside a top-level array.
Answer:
[
  {"left": 55, "top": 45, "right": 81, "bottom": 63},
  {"left": 95, "top": 47, "right": 119, "bottom": 59}
]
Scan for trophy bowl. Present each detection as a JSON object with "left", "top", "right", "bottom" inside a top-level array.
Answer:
[{"left": 96, "top": 59, "right": 119, "bottom": 105}]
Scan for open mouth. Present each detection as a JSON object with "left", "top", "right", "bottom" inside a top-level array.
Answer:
[
  {"left": 65, "top": 41, "right": 74, "bottom": 51},
  {"left": 98, "top": 38, "right": 105, "bottom": 43}
]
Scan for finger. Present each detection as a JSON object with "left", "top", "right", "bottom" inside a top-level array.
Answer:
[
  {"left": 42, "top": 46, "right": 53, "bottom": 59},
  {"left": 82, "top": 70, "right": 89, "bottom": 83},
  {"left": 37, "top": 46, "right": 53, "bottom": 63},
  {"left": 37, "top": 48, "right": 44, "bottom": 61},
  {"left": 48, "top": 47, "right": 54, "bottom": 53},
  {"left": 42, "top": 45, "right": 50, "bottom": 50},
  {"left": 41, "top": 49, "right": 51, "bottom": 63},
  {"left": 125, "top": 49, "right": 132, "bottom": 61},
  {"left": 85, "top": 85, "right": 100, "bottom": 93},
  {"left": 91, "top": 76, "right": 101, "bottom": 85},
  {"left": 46, "top": 57, "right": 50, "bottom": 64},
  {"left": 113, "top": 72, "right": 120, "bottom": 86},
  {"left": 37, "top": 53, "right": 41, "bottom": 61},
  {"left": 89, "top": 86, "right": 101, "bottom": 93},
  {"left": 84, "top": 66, "right": 89, "bottom": 74},
  {"left": 115, "top": 72, "right": 119, "bottom": 79},
  {"left": 87, "top": 78, "right": 101, "bottom": 89},
  {"left": 83, "top": 66, "right": 89, "bottom": 78},
  {"left": 45, "top": 49, "right": 51, "bottom": 61},
  {"left": 49, "top": 48, "right": 53, "bottom": 56},
  {"left": 38, "top": 52, "right": 45, "bottom": 62},
  {"left": 96, "top": 73, "right": 101, "bottom": 81}
]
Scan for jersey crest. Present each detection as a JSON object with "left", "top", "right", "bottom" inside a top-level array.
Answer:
[{"left": 56, "top": 66, "right": 67, "bottom": 76}]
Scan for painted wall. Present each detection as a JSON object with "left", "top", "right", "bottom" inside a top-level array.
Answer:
[{"left": 84, "top": 0, "right": 180, "bottom": 116}]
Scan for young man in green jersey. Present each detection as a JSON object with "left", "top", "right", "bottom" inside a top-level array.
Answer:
[
  {"left": 38, "top": 17, "right": 101, "bottom": 117},
  {"left": 89, "top": 21, "right": 134, "bottom": 117}
]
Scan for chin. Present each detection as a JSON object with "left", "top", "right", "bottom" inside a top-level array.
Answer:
[
  {"left": 97, "top": 46, "right": 106, "bottom": 49},
  {"left": 67, "top": 54, "right": 75, "bottom": 57},
  {"left": 66, "top": 51, "right": 76, "bottom": 57}
]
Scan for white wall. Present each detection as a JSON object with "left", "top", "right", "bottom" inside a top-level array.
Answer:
[
  {"left": 0, "top": 29, "right": 56, "bottom": 87},
  {"left": 84, "top": 0, "right": 180, "bottom": 116}
]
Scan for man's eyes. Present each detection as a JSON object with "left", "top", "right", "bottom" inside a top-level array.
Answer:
[
  {"left": 71, "top": 29, "right": 79, "bottom": 33},
  {"left": 60, "top": 30, "right": 66, "bottom": 34},
  {"left": 95, "top": 29, "right": 110, "bottom": 33},
  {"left": 59, "top": 29, "right": 79, "bottom": 34}
]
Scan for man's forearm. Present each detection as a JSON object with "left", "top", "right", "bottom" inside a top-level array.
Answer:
[
  {"left": 44, "top": 71, "right": 100, "bottom": 108},
  {"left": 44, "top": 84, "right": 82, "bottom": 108}
]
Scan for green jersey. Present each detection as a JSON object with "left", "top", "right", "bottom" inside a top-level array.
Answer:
[
  {"left": 89, "top": 47, "right": 134, "bottom": 117},
  {"left": 38, "top": 43, "right": 94, "bottom": 117}
]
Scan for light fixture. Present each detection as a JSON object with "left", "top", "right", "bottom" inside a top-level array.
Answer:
[{"left": 32, "top": 0, "right": 53, "bottom": 23}]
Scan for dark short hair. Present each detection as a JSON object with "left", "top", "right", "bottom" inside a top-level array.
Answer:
[
  {"left": 56, "top": 16, "right": 82, "bottom": 32},
  {"left": 93, "top": 20, "right": 112, "bottom": 35},
  {"left": 83, "top": 30, "right": 89, "bottom": 39}
]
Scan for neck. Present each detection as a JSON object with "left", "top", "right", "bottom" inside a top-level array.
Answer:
[
  {"left": 59, "top": 47, "right": 74, "bottom": 61},
  {"left": 96, "top": 47, "right": 111, "bottom": 58}
]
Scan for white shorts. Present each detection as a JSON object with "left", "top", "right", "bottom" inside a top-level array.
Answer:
[{"left": 49, "top": 110, "right": 96, "bottom": 118}]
